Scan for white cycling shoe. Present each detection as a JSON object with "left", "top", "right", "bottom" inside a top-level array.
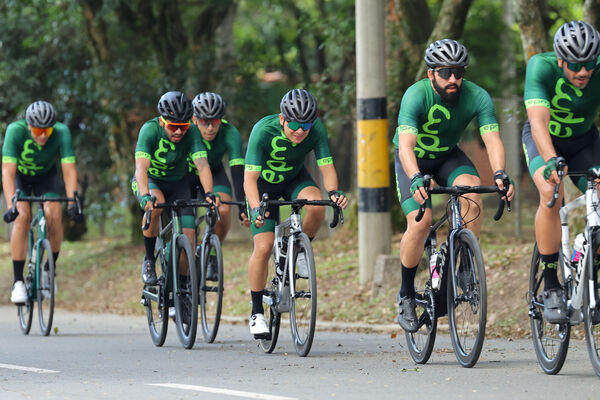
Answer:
[
  {"left": 249, "top": 313, "right": 269, "bottom": 338},
  {"left": 11, "top": 281, "right": 27, "bottom": 304}
]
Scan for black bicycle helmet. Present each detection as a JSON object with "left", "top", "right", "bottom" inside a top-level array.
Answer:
[
  {"left": 553, "top": 20, "right": 600, "bottom": 63},
  {"left": 192, "top": 92, "right": 226, "bottom": 119},
  {"left": 280, "top": 89, "right": 318, "bottom": 123},
  {"left": 424, "top": 39, "right": 470, "bottom": 68},
  {"left": 25, "top": 101, "right": 56, "bottom": 128},
  {"left": 157, "top": 91, "right": 193, "bottom": 123}
]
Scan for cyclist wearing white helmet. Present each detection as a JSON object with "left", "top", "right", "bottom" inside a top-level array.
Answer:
[{"left": 522, "top": 20, "right": 600, "bottom": 323}]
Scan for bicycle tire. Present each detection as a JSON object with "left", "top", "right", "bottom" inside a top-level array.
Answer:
[
  {"left": 18, "top": 269, "right": 34, "bottom": 335},
  {"left": 447, "top": 229, "right": 486, "bottom": 368},
  {"left": 260, "top": 264, "right": 281, "bottom": 353},
  {"left": 37, "top": 239, "right": 55, "bottom": 336},
  {"left": 405, "top": 244, "right": 438, "bottom": 364},
  {"left": 583, "top": 229, "right": 600, "bottom": 377},
  {"left": 289, "top": 233, "right": 317, "bottom": 357},
  {"left": 199, "top": 233, "right": 224, "bottom": 343},
  {"left": 529, "top": 242, "right": 570, "bottom": 375},
  {"left": 173, "top": 235, "right": 198, "bottom": 349},
  {"left": 144, "top": 255, "right": 169, "bottom": 347}
]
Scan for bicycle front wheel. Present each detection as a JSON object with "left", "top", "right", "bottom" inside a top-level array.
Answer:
[
  {"left": 144, "top": 255, "right": 168, "bottom": 347},
  {"left": 173, "top": 235, "right": 198, "bottom": 349},
  {"left": 289, "top": 233, "right": 317, "bottom": 357},
  {"left": 37, "top": 239, "right": 55, "bottom": 336},
  {"left": 447, "top": 229, "right": 486, "bottom": 368},
  {"left": 529, "top": 242, "right": 569, "bottom": 375},
  {"left": 260, "top": 257, "right": 281, "bottom": 353},
  {"left": 583, "top": 230, "right": 600, "bottom": 377},
  {"left": 199, "top": 234, "right": 224, "bottom": 343},
  {"left": 405, "top": 244, "right": 437, "bottom": 364},
  {"left": 18, "top": 270, "right": 34, "bottom": 335}
]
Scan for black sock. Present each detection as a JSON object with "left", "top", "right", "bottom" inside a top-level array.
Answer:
[
  {"left": 399, "top": 264, "right": 418, "bottom": 298},
  {"left": 44, "top": 252, "right": 60, "bottom": 272},
  {"left": 13, "top": 260, "right": 25, "bottom": 283},
  {"left": 540, "top": 253, "right": 560, "bottom": 291},
  {"left": 144, "top": 237, "right": 157, "bottom": 261},
  {"left": 251, "top": 290, "right": 264, "bottom": 315}
]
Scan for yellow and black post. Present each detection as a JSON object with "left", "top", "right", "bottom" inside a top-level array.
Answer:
[{"left": 356, "top": 0, "right": 391, "bottom": 285}]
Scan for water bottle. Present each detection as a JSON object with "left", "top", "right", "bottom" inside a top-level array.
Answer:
[
  {"left": 430, "top": 249, "right": 441, "bottom": 290},
  {"left": 571, "top": 233, "right": 585, "bottom": 263}
]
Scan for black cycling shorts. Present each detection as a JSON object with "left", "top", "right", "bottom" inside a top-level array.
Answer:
[{"left": 15, "top": 166, "right": 62, "bottom": 197}]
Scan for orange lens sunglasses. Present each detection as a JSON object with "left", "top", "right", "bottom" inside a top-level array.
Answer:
[
  {"left": 30, "top": 126, "right": 54, "bottom": 137},
  {"left": 160, "top": 116, "right": 191, "bottom": 132}
]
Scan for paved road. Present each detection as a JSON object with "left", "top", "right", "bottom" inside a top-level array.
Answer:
[{"left": 0, "top": 306, "right": 599, "bottom": 399}]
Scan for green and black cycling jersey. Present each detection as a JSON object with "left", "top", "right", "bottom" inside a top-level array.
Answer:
[
  {"left": 2, "top": 120, "right": 76, "bottom": 175},
  {"left": 135, "top": 117, "right": 207, "bottom": 182},
  {"left": 187, "top": 120, "right": 244, "bottom": 172},
  {"left": 245, "top": 114, "right": 333, "bottom": 184},
  {"left": 392, "top": 79, "right": 499, "bottom": 159},
  {"left": 524, "top": 52, "right": 600, "bottom": 139}
]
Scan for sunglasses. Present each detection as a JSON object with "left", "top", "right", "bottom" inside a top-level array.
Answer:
[
  {"left": 287, "top": 120, "right": 313, "bottom": 131},
  {"left": 160, "top": 116, "right": 191, "bottom": 132},
  {"left": 566, "top": 60, "right": 597, "bottom": 72},
  {"left": 199, "top": 118, "right": 221, "bottom": 127},
  {"left": 432, "top": 67, "right": 466, "bottom": 80},
  {"left": 30, "top": 126, "right": 54, "bottom": 137}
]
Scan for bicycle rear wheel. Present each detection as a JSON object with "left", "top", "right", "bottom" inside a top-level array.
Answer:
[
  {"left": 583, "top": 230, "right": 600, "bottom": 377},
  {"left": 289, "top": 233, "right": 317, "bottom": 357},
  {"left": 447, "top": 229, "right": 486, "bottom": 368},
  {"left": 405, "top": 243, "right": 437, "bottom": 364},
  {"left": 144, "top": 255, "right": 168, "bottom": 347},
  {"left": 37, "top": 239, "right": 55, "bottom": 336},
  {"left": 173, "top": 235, "right": 198, "bottom": 349},
  {"left": 18, "top": 269, "right": 34, "bottom": 335},
  {"left": 199, "top": 234, "right": 224, "bottom": 343},
  {"left": 529, "top": 242, "right": 570, "bottom": 375}
]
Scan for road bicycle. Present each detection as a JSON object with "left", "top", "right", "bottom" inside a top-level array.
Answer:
[
  {"left": 193, "top": 198, "right": 243, "bottom": 343},
  {"left": 406, "top": 175, "right": 509, "bottom": 367},
  {"left": 528, "top": 157, "right": 600, "bottom": 376},
  {"left": 140, "top": 198, "right": 207, "bottom": 349},
  {"left": 7, "top": 189, "right": 81, "bottom": 336},
  {"left": 257, "top": 194, "right": 343, "bottom": 357}
]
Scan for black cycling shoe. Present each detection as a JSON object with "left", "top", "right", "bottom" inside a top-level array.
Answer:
[
  {"left": 543, "top": 288, "right": 568, "bottom": 323},
  {"left": 141, "top": 256, "right": 157, "bottom": 286},
  {"left": 397, "top": 293, "right": 418, "bottom": 333},
  {"left": 206, "top": 255, "right": 218, "bottom": 282}
]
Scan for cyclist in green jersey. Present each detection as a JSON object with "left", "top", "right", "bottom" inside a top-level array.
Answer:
[
  {"left": 394, "top": 39, "right": 514, "bottom": 332},
  {"left": 2, "top": 101, "right": 83, "bottom": 304},
  {"left": 522, "top": 20, "right": 600, "bottom": 323},
  {"left": 132, "top": 91, "right": 215, "bottom": 285},
  {"left": 188, "top": 92, "right": 248, "bottom": 280},
  {"left": 244, "top": 89, "right": 348, "bottom": 337}
]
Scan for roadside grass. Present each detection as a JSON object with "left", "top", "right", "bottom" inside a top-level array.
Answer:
[{"left": 0, "top": 192, "right": 552, "bottom": 338}]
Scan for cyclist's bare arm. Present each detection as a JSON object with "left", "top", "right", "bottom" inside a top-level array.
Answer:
[
  {"left": 2, "top": 162, "right": 17, "bottom": 209},
  {"left": 193, "top": 157, "right": 215, "bottom": 200},
  {"left": 528, "top": 105, "right": 560, "bottom": 184},
  {"left": 61, "top": 162, "right": 78, "bottom": 205},
  {"left": 243, "top": 169, "right": 266, "bottom": 227},
  {"left": 481, "top": 130, "right": 514, "bottom": 201},
  {"left": 319, "top": 163, "right": 348, "bottom": 209},
  {"left": 397, "top": 131, "right": 428, "bottom": 204},
  {"left": 135, "top": 157, "right": 152, "bottom": 211}
]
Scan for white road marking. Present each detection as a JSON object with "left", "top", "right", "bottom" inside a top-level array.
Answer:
[
  {"left": 0, "top": 363, "right": 59, "bottom": 374},
  {"left": 148, "top": 383, "right": 298, "bottom": 400}
]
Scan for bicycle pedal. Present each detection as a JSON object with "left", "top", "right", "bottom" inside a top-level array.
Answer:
[{"left": 253, "top": 333, "right": 271, "bottom": 340}]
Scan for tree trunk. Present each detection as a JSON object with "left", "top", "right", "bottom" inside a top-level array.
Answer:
[
  {"left": 512, "top": 0, "right": 547, "bottom": 62},
  {"left": 584, "top": 0, "right": 600, "bottom": 28}
]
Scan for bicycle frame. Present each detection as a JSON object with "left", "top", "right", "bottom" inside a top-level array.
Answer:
[{"left": 557, "top": 177, "right": 600, "bottom": 323}]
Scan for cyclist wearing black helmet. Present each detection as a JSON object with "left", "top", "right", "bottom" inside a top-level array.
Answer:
[
  {"left": 522, "top": 20, "right": 600, "bottom": 323},
  {"left": 187, "top": 92, "right": 248, "bottom": 281},
  {"left": 244, "top": 89, "right": 348, "bottom": 337},
  {"left": 394, "top": 39, "right": 514, "bottom": 332},
  {"left": 2, "top": 100, "right": 82, "bottom": 304},
  {"left": 132, "top": 91, "right": 215, "bottom": 286}
]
